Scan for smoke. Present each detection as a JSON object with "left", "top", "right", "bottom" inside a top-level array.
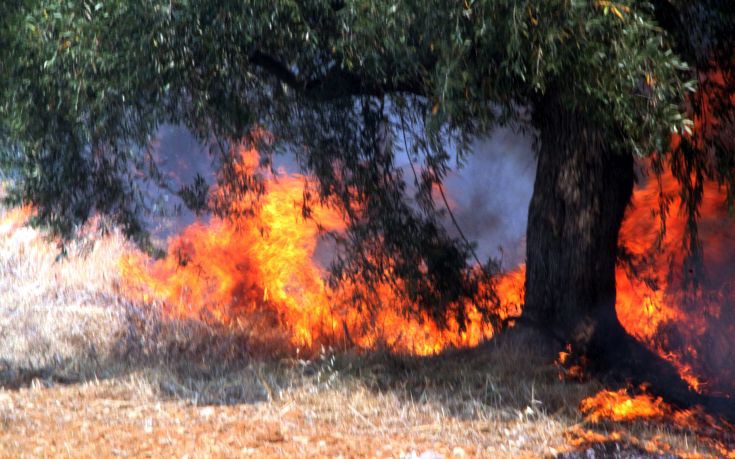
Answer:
[
  {"left": 146, "top": 124, "right": 536, "bottom": 269},
  {"left": 444, "top": 127, "right": 536, "bottom": 269},
  {"left": 139, "top": 124, "right": 212, "bottom": 241}
]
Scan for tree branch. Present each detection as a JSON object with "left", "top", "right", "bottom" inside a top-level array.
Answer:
[{"left": 248, "top": 50, "right": 425, "bottom": 100}]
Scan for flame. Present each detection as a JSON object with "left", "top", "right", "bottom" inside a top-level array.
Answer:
[
  {"left": 577, "top": 388, "right": 735, "bottom": 456},
  {"left": 580, "top": 388, "right": 667, "bottom": 423},
  {"left": 119, "top": 138, "right": 734, "bottom": 385},
  {"left": 119, "top": 145, "right": 524, "bottom": 356},
  {"left": 4, "top": 129, "right": 731, "bottom": 397},
  {"left": 615, "top": 165, "right": 735, "bottom": 394},
  {"left": 592, "top": 68, "right": 735, "bottom": 426}
]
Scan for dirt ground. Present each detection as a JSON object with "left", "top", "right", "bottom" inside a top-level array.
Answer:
[
  {"left": 0, "top": 377, "right": 535, "bottom": 458},
  {"left": 2, "top": 349, "right": 733, "bottom": 458}
]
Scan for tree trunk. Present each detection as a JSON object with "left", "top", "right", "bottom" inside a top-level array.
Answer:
[
  {"left": 522, "top": 94, "right": 634, "bottom": 357},
  {"left": 522, "top": 94, "right": 735, "bottom": 420}
]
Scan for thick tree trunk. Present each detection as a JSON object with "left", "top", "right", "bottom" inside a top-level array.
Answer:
[
  {"left": 522, "top": 94, "right": 634, "bottom": 356},
  {"left": 522, "top": 94, "right": 735, "bottom": 420}
]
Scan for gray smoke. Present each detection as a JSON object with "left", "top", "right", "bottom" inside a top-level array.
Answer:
[
  {"left": 444, "top": 127, "right": 536, "bottom": 269},
  {"left": 146, "top": 124, "right": 536, "bottom": 269}
]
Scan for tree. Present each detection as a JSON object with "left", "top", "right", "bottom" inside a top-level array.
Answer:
[{"left": 1, "top": 1, "right": 733, "bottom": 409}]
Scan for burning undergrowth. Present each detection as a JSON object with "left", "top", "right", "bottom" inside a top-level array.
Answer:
[
  {"left": 117, "top": 139, "right": 735, "bottom": 401},
  {"left": 119, "top": 144, "right": 525, "bottom": 357},
  {"left": 571, "top": 385, "right": 735, "bottom": 458},
  {"left": 2, "top": 143, "right": 735, "bottom": 455},
  {"left": 114, "top": 143, "right": 735, "bottom": 452},
  {"left": 9, "top": 131, "right": 732, "bottom": 445},
  {"left": 121, "top": 147, "right": 729, "bottom": 373}
]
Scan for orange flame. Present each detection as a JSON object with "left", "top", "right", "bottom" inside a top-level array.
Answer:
[
  {"left": 615, "top": 165, "right": 735, "bottom": 393},
  {"left": 0, "top": 205, "right": 33, "bottom": 237},
  {"left": 119, "top": 139, "right": 734, "bottom": 384},
  {"left": 580, "top": 388, "right": 667, "bottom": 423},
  {"left": 119, "top": 145, "right": 524, "bottom": 356}
]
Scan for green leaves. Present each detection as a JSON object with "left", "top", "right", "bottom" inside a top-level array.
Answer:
[{"left": 0, "top": 0, "right": 696, "bottom": 216}]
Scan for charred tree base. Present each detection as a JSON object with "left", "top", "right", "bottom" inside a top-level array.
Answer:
[
  {"left": 520, "top": 93, "right": 735, "bottom": 422},
  {"left": 509, "top": 316, "right": 735, "bottom": 421},
  {"left": 591, "top": 331, "right": 735, "bottom": 422}
]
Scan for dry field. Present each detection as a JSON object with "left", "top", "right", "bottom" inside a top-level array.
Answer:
[{"left": 0, "top": 207, "right": 731, "bottom": 458}]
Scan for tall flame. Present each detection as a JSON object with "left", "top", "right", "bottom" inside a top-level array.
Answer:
[
  {"left": 119, "top": 145, "right": 524, "bottom": 356},
  {"left": 615, "top": 166, "right": 735, "bottom": 394},
  {"left": 119, "top": 141, "right": 734, "bottom": 386}
]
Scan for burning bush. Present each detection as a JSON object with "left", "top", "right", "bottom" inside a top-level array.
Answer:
[{"left": 119, "top": 145, "right": 525, "bottom": 356}]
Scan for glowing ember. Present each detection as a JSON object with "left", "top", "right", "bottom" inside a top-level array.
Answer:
[
  {"left": 119, "top": 145, "right": 524, "bottom": 356},
  {"left": 555, "top": 344, "right": 585, "bottom": 381}
]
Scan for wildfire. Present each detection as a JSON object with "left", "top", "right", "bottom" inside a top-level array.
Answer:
[
  {"left": 117, "top": 136, "right": 734, "bottom": 391},
  {"left": 3, "top": 138, "right": 734, "bottom": 454},
  {"left": 615, "top": 166, "right": 735, "bottom": 394},
  {"left": 3, "top": 134, "right": 730, "bottom": 399},
  {"left": 119, "top": 145, "right": 524, "bottom": 356}
]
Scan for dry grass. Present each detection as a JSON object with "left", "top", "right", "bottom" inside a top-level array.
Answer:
[{"left": 0, "top": 206, "right": 732, "bottom": 458}]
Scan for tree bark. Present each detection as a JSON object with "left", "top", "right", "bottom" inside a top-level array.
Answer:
[
  {"left": 521, "top": 94, "right": 735, "bottom": 420},
  {"left": 522, "top": 93, "right": 634, "bottom": 356}
]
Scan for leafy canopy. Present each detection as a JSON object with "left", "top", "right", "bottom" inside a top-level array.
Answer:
[{"left": 1, "top": 0, "right": 723, "bottom": 321}]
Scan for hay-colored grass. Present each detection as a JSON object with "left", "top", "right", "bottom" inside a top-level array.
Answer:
[{"left": 0, "top": 206, "right": 731, "bottom": 458}]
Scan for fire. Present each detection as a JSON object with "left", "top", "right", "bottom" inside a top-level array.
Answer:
[
  {"left": 580, "top": 388, "right": 667, "bottom": 423},
  {"left": 577, "top": 388, "right": 735, "bottom": 456},
  {"left": 615, "top": 166, "right": 735, "bottom": 394},
  {"left": 5, "top": 132, "right": 730, "bottom": 397},
  {"left": 119, "top": 145, "right": 524, "bottom": 356},
  {"left": 0, "top": 205, "right": 33, "bottom": 237},
  {"left": 3, "top": 137, "right": 734, "bottom": 454},
  {"left": 119, "top": 138, "right": 734, "bottom": 386}
]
